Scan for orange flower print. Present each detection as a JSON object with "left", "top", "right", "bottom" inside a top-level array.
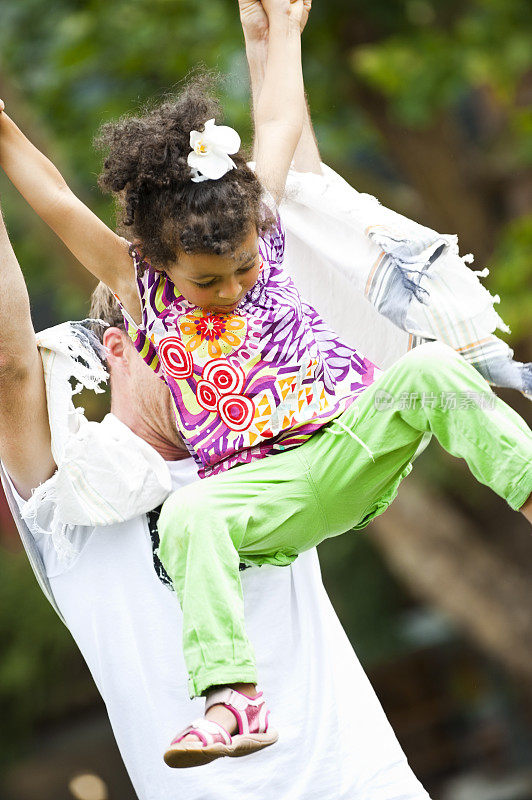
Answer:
[{"left": 179, "top": 309, "right": 247, "bottom": 359}]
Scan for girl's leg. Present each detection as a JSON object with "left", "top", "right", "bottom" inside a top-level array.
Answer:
[
  {"left": 308, "top": 341, "right": 532, "bottom": 541},
  {"left": 158, "top": 445, "right": 334, "bottom": 698},
  {"left": 159, "top": 342, "right": 532, "bottom": 697}
]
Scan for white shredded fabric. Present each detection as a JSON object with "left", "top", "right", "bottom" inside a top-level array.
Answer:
[{"left": 22, "top": 321, "right": 172, "bottom": 559}]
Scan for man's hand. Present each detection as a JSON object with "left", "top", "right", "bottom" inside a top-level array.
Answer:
[
  {"left": 239, "top": 0, "right": 311, "bottom": 43},
  {"left": 300, "top": 0, "right": 312, "bottom": 32},
  {"left": 239, "top": 0, "right": 269, "bottom": 42},
  {"left": 261, "top": 0, "right": 300, "bottom": 18},
  {"left": 242, "top": 0, "right": 321, "bottom": 175}
]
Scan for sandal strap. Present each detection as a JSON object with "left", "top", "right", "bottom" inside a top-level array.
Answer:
[
  {"left": 205, "top": 688, "right": 269, "bottom": 736},
  {"left": 171, "top": 717, "right": 232, "bottom": 747},
  {"left": 206, "top": 687, "right": 263, "bottom": 712}
]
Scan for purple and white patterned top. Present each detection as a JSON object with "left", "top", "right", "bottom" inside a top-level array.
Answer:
[{"left": 118, "top": 215, "right": 380, "bottom": 478}]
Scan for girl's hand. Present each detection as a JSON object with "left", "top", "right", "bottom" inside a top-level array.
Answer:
[
  {"left": 238, "top": 0, "right": 311, "bottom": 40},
  {"left": 0, "top": 99, "right": 5, "bottom": 114},
  {"left": 261, "top": 0, "right": 304, "bottom": 26}
]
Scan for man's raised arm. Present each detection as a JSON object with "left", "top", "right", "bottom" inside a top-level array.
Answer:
[
  {"left": 0, "top": 201, "right": 55, "bottom": 499},
  {"left": 239, "top": 0, "right": 322, "bottom": 174}
]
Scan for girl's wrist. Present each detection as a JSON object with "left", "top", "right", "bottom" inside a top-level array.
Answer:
[{"left": 268, "top": 13, "right": 301, "bottom": 37}]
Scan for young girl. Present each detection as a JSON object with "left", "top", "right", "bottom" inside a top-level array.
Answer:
[{"left": 1, "top": 0, "right": 531, "bottom": 770}]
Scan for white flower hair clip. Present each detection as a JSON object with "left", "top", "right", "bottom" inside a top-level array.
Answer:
[{"left": 188, "top": 118, "right": 241, "bottom": 183}]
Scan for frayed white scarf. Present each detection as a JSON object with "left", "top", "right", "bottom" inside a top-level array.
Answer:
[{"left": 21, "top": 322, "right": 171, "bottom": 559}]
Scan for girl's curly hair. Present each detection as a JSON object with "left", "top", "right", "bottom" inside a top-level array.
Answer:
[{"left": 95, "top": 73, "right": 274, "bottom": 269}]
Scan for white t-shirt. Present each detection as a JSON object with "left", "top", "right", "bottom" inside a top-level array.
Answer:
[{"left": 8, "top": 455, "right": 430, "bottom": 800}]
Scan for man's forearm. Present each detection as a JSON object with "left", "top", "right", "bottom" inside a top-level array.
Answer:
[
  {"left": 245, "top": 39, "right": 267, "bottom": 161},
  {"left": 293, "top": 101, "right": 322, "bottom": 174},
  {"left": 254, "top": 13, "right": 304, "bottom": 139},
  {"left": 0, "top": 204, "right": 35, "bottom": 369},
  {"left": 0, "top": 202, "right": 55, "bottom": 498},
  {"left": 245, "top": 38, "right": 321, "bottom": 174}
]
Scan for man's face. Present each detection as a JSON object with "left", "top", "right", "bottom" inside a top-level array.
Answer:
[
  {"left": 165, "top": 226, "right": 261, "bottom": 313},
  {"left": 107, "top": 331, "right": 186, "bottom": 455},
  {"left": 132, "top": 350, "right": 184, "bottom": 444}
]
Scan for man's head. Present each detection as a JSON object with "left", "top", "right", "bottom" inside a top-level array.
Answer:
[{"left": 89, "top": 283, "right": 188, "bottom": 460}]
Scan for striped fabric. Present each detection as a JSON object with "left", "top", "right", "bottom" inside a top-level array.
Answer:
[{"left": 126, "top": 325, "right": 161, "bottom": 376}]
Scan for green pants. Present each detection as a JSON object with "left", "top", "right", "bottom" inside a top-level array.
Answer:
[{"left": 158, "top": 343, "right": 532, "bottom": 697}]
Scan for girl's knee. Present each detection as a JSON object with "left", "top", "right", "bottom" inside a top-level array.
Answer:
[
  {"left": 408, "top": 341, "right": 460, "bottom": 364},
  {"left": 389, "top": 341, "right": 465, "bottom": 392},
  {"left": 158, "top": 484, "right": 217, "bottom": 574},
  {"left": 401, "top": 342, "right": 463, "bottom": 378},
  {"left": 159, "top": 484, "right": 207, "bottom": 539}
]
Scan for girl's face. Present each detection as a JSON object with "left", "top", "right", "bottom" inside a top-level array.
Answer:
[{"left": 166, "top": 227, "right": 261, "bottom": 314}]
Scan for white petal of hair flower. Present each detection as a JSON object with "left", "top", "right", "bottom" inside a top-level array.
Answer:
[{"left": 188, "top": 118, "right": 241, "bottom": 183}]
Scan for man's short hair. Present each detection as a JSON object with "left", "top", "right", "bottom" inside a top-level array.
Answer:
[{"left": 89, "top": 282, "right": 126, "bottom": 343}]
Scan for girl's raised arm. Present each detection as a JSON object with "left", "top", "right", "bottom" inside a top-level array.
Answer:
[
  {"left": 253, "top": 0, "right": 306, "bottom": 205},
  {"left": 0, "top": 104, "right": 140, "bottom": 319},
  {"left": 239, "top": 0, "right": 321, "bottom": 175}
]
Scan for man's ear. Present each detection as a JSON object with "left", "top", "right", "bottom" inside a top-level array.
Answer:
[{"left": 103, "top": 327, "right": 128, "bottom": 363}]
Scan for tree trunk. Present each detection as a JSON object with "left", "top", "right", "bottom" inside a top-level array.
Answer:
[
  {"left": 371, "top": 477, "right": 532, "bottom": 691},
  {"left": 349, "top": 83, "right": 497, "bottom": 260}
]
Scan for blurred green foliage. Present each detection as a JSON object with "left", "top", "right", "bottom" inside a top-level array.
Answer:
[
  {"left": 0, "top": 0, "right": 530, "bottom": 768},
  {"left": 0, "top": 551, "right": 96, "bottom": 765},
  {"left": 489, "top": 217, "right": 532, "bottom": 342},
  {"left": 354, "top": 0, "right": 531, "bottom": 125}
]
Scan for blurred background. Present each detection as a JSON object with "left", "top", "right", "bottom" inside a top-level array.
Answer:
[{"left": 0, "top": 0, "right": 531, "bottom": 797}]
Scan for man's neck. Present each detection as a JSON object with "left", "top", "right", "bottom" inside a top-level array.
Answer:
[{"left": 109, "top": 408, "right": 190, "bottom": 462}]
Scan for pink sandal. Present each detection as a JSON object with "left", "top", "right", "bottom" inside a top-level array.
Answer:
[{"left": 164, "top": 687, "right": 278, "bottom": 769}]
